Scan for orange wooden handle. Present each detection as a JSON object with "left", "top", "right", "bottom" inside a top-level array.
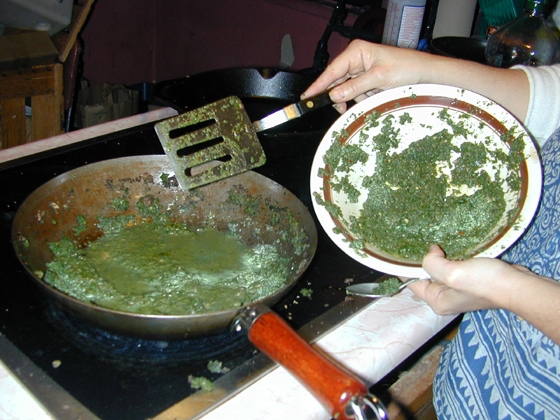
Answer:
[{"left": 248, "top": 310, "right": 368, "bottom": 420}]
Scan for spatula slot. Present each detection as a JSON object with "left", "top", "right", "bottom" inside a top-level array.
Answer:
[
  {"left": 177, "top": 136, "right": 224, "bottom": 158},
  {"left": 168, "top": 119, "right": 216, "bottom": 139},
  {"left": 184, "top": 155, "right": 233, "bottom": 177}
]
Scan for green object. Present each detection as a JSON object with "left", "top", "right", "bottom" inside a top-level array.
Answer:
[
  {"left": 375, "top": 277, "right": 402, "bottom": 295},
  {"left": 485, "top": 0, "right": 560, "bottom": 67},
  {"left": 478, "top": 0, "right": 524, "bottom": 27},
  {"left": 44, "top": 222, "right": 291, "bottom": 315},
  {"left": 316, "top": 109, "right": 522, "bottom": 262},
  {"left": 189, "top": 376, "right": 214, "bottom": 392}
]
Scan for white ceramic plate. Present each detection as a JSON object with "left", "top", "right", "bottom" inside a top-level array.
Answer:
[{"left": 310, "top": 84, "right": 542, "bottom": 278}]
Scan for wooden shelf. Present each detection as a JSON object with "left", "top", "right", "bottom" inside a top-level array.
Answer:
[
  {"left": 0, "top": 1, "right": 95, "bottom": 148},
  {"left": 0, "top": 64, "right": 64, "bottom": 148}
]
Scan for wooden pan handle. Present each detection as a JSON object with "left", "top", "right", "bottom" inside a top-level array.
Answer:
[{"left": 236, "top": 304, "right": 369, "bottom": 420}]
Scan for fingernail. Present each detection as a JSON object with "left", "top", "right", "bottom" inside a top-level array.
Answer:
[{"left": 330, "top": 89, "right": 345, "bottom": 102}]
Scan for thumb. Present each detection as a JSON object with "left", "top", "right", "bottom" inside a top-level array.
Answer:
[
  {"left": 422, "top": 244, "right": 448, "bottom": 280},
  {"left": 423, "top": 244, "right": 445, "bottom": 262}
]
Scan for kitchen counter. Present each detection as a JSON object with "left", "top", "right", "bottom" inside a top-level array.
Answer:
[
  {"left": 0, "top": 109, "right": 456, "bottom": 420},
  {"left": 159, "top": 289, "right": 455, "bottom": 420}
]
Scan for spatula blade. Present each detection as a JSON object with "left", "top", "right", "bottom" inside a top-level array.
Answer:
[{"left": 155, "top": 96, "right": 266, "bottom": 190}]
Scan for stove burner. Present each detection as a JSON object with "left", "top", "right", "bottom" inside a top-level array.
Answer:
[{"left": 45, "top": 302, "right": 256, "bottom": 373}]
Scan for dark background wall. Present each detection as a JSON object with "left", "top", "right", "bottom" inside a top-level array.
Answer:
[{"left": 79, "top": 0, "right": 360, "bottom": 86}]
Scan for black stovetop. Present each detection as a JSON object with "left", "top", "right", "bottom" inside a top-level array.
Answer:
[{"left": 0, "top": 121, "right": 383, "bottom": 420}]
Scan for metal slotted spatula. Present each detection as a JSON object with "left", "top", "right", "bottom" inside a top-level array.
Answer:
[
  {"left": 155, "top": 92, "right": 334, "bottom": 190},
  {"left": 155, "top": 96, "right": 267, "bottom": 190}
]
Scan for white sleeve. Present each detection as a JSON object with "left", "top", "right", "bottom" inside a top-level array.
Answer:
[{"left": 512, "top": 64, "right": 560, "bottom": 147}]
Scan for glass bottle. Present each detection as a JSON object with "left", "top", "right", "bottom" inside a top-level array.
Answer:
[{"left": 485, "top": 0, "right": 560, "bottom": 67}]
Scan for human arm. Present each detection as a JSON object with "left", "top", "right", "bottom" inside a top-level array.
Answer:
[
  {"left": 408, "top": 245, "right": 560, "bottom": 346},
  {"left": 302, "top": 40, "right": 529, "bottom": 122},
  {"left": 513, "top": 65, "right": 560, "bottom": 145}
]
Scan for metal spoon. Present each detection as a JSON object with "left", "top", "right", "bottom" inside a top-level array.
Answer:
[{"left": 346, "top": 277, "right": 426, "bottom": 298}]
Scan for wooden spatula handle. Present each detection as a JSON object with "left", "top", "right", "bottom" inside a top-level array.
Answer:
[{"left": 241, "top": 304, "right": 368, "bottom": 420}]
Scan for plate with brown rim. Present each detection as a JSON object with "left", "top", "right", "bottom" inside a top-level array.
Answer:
[{"left": 310, "top": 84, "right": 542, "bottom": 278}]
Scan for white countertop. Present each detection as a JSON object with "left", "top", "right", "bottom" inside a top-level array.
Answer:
[
  {"left": 163, "top": 289, "right": 454, "bottom": 420},
  {"left": 0, "top": 357, "right": 52, "bottom": 420},
  {"left": 0, "top": 110, "right": 456, "bottom": 420}
]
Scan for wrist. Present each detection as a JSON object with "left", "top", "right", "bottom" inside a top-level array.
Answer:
[{"left": 498, "top": 270, "right": 558, "bottom": 314}]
